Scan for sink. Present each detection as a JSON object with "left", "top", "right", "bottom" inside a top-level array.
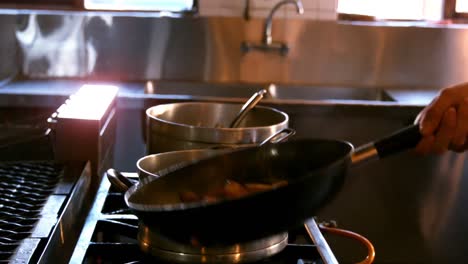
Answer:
[
  {"left": 266, "top": 84, "right": 393, "bottom": 101},
  {"left": 147, "top": 81, "right": 395, "bottom": 102}
]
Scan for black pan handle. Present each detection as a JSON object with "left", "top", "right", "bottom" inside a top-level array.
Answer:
[
  {"left": 375, "top": 124, "right": 422, "bottom": 158},
  {"left": 352, "top": 124, "right": 422, "bottom": 165}
]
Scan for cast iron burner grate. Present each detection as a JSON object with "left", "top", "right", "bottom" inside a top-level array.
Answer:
[{"left": 0, "top": 162, "right": 63, "bottom": 263}]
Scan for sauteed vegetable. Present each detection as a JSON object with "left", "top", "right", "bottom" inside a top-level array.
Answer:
[{"left": 179, "top": 180, "right": 288, "bottom": 203}]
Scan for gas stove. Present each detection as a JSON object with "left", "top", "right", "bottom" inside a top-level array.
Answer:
[
  {"left": 5, "top": 162, "right": 95, "bottom": 264},
  {"left": 70, "top": 173, "right": 340, "bottom": 264},
  {"left": 0, "top": 106, "right": 92, "bottom": 264},
  {"left": 0, "top": 84, "right": 118, "bottom": 264}
]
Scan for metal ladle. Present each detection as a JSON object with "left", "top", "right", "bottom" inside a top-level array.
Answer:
[{"left": 229, "top": 88, "right": 268, "bottom": 128}]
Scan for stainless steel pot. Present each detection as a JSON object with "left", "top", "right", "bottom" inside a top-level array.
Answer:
[
  {"left": 137, "top": 148, "right": 228, "bottom": 182},
  {"left": 137, "top": 128, "right": 296, "bottom": 182},
  {"left": 146, "top": 102, "right": 289, "bottom": 154}
]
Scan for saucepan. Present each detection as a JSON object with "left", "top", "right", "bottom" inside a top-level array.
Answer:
[
  {"left": 145, "top": 101, "right": 289, "bottom": 154},
  {"left": 109, "top": 124, "right": 421, "bottom": 246},
  {"left": 109, "top": 128, "right": 295, "bottom": 191},
  {"left": 137, "top": 128, "right": 296, "bottom": 183}
]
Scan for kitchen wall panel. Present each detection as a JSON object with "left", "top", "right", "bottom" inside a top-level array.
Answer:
[
  {"left": 0, "top": 15, "right": 19, "bottom": 86},
  {"left": 4, "top": 14, "right": 468, "bottom": 90},
  {"left": 199, "top": 0, "right": 338, "bottom": 20}
]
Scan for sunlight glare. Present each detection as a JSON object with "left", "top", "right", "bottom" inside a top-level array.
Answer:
[
  {"left": 57, "top": 85, "right": 119, "bottom": 120},
  {"left": 84, "top": 0, "right": 194, "bottom": 12},
  {"left": 338, "top": 0, "right": 442, "bottom": 20},
  {"left": 456, "top": 0, "right": 468, "bottom": 12}
]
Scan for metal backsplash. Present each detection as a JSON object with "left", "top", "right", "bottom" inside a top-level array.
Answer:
[
  {"left": 2, "top": 13, "right": 468, "bottom": 89},
  {"left": 0, "top": 15, "right": 19, "bottom": 86}
]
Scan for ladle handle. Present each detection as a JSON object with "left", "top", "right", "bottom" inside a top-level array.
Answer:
[
  {"left": 230, "top": 89, "right": 268, "bottom": 128},
  {"left": 352, "top": 124, "right": 422, "bottom": 165}
]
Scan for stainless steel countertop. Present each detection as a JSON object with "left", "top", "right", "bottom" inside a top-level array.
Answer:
[
  {"left": 0, "top": 79, "right": 435, "bottom": 109},
  {"left": 385, "top": 89, "right": 439, "bottom": 105}
]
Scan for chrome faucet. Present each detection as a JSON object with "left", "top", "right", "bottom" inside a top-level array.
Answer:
[
  {"left": 264, "top": 0, "right": 304, "bottom": 45},
  {"left": 241, "top": 0, "right": 304, "bottom": 56}
]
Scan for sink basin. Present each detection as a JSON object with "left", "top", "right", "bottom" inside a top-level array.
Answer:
[
  {"left": 148, "top": 81, "right": 394, "bottom": 102},
  {"left": 265, "top": 84, "right": 393, "bottom": 101}
]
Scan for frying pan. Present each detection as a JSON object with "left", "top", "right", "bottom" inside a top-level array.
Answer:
[{"left": 113, "top": 124, "right": 421, "bottom": 245}]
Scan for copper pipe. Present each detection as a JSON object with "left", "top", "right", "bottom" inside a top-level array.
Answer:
[{"left": 319, "top": 223, "right": 375, "bottom": 264}]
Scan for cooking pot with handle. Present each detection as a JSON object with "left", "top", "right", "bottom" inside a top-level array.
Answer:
[{"left": 146, "top": 102, "right": 289, "bottom": 154}]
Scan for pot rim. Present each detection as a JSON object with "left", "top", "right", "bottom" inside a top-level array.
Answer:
[
  {"left": 136, "top": 148, "right": 227, "bottom": 179},
  {"left": 146, "top": 102, "right": 289, "bottom": 144},
  {"left": 146, "top": 102, "right": 288, "bottom": 131}
]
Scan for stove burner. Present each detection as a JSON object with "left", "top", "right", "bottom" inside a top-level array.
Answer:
[
  {"left": 0, "top": 161, "right": 63, "bottom": 262},
  {"left": 71, "top": 173, "right": 338, "bottom": 264},
  {"left": 139, "top": 223, "right": 288, "bottom": 263}
]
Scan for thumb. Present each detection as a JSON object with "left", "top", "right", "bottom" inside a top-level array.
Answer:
[{"left": 419, "top": 110, "right": 443, "bottom": 136}]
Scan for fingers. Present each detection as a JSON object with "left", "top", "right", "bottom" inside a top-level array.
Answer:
[
  {"left": 414, "top": 110, "right": 423, "bottom": 125},
  {"left": 419, "top": 90, "right": 456, "bottom": 136},
  {"left": 452, "top": 98, "right": 468, "bottom": 148},
  {"left": 414, "top": 83, "right": 468, "bottom": 155},
  {"left": 450, "top": 139, "right": 468, "bottom": 152},
  {"left": 414, "top": 135, "right": 435, "bottom": 155},
  {"left": 432, "top": 107, "right": 457, "bottom": 153},
  {"left": 414, "top": 107, "right": 457, "bottom": 155}
]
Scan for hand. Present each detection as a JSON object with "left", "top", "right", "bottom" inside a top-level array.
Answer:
[{"left": 415, "top": 82, "right": 468, "bottom": 155}]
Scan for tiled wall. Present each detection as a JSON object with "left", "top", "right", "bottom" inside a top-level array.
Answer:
[{"left": 199, "top": 0, "right": 338, "bottom": 20}]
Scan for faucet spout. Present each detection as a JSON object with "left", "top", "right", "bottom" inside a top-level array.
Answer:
[
  {"left": 240, "top": 0, "right": 304, "bottom": 56},
  {"left": 263, "top": 0, "right": 304, "bottom": 45}
]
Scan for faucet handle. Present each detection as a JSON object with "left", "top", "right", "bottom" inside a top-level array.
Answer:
[
  {"left": 241, "top": 0, "right": 302, "bottom": 56},
  {"left": 244, "top": 0, "right": 251, "bottom": 20}
]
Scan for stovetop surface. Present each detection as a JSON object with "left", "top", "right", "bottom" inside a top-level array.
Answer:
[
  {"left": 0, "top": 161, "right": 63, "bottom": 264},
  {"left": 71, "top": 173, "right": 332, "bottom": 264},
  {"left": 0, "top": 107, "right": 69, "bottom": 264},
  {"left": 84, "top": 218, "right": 323, "bottom": 264}
]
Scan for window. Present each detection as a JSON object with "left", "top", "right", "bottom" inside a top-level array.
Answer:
[
  {"left": 0, "top": 0, "right": 78, "bottom": 9},
  {"left": 84, "top": 0, "right": 195, "bottom": 12},
  {"left": 445, "top": 0, "right": 468, "bottom": 19},
  {"left": 457, "top": 0, "right": 468, "bottom": 11},
  {"left": 337, "top": 0, "right": 444, "bottom": 21},
  {"left": 0, "top": 0, "right": 197, "bottom": 13}
]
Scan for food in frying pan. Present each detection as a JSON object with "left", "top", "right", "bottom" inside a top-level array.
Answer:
[
  {"left": 178, "top": 191, "right": 200, "bottom": 203},
  {"left": 179, "top": 180, "right": 288, "bottom": 203}
]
